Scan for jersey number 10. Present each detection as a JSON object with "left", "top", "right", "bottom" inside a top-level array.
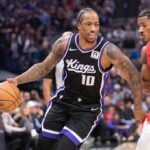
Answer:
[{"left": 81, "top": 75, "right": 95, "bottom": 86}]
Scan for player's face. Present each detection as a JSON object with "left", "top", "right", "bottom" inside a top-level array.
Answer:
[
  {"left": 77, "top": 12, "right": 100, "bottom": 43},
  {"left": 138, "top": 16, "right": 150, "bottom": 42}
]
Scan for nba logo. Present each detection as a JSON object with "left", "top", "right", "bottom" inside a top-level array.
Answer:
[{"left": 91, "top": 51, "right": 100, "bottom": 59}]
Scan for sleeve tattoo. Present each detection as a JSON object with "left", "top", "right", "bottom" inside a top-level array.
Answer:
[
  {"left": 106, "top": 43, "right": 142, "bottom": 108},
  {"left": 16, "top": 36, "right": 66, "bottom": 85}
]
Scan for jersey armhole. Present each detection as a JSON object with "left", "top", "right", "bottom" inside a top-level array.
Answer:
[
  {"left": 62, "top": 33, "right": 74, "bottom": 59},
  {"left": 98, "top": 41, "right": 112, "bottom": 73}
]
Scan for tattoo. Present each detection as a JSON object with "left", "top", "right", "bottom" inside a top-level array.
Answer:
[
  {"left": 16, "top": 35, "right": 68, "bottom": 85},
  {"left": 117, "top": 55, "right": 142, "bottom": 109},
  {"left": 16, "top": 63, "right": 50, "bottom": 84},
  {"left": 106, "top": 43, "right": 119, "bottom": 59},
  {"left": 52, "top": 37, "right": 65, "bottom": 56},
  {"left": 106, "top": 43, "right": 142, "bottom": 109}
]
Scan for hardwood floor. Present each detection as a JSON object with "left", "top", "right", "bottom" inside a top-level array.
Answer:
[
  {"left": 114, "top": 142, "right": 136, "bottom": 150},
  {"left": 87, "top": 142, "right": 137, "bottom": 150}
]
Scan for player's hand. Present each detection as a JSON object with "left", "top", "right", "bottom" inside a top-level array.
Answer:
[
  {"left": 7, "top": 78, "right": 18, "bottom": 86},
  {"left": 134, "top": 108, "right": 146, "bottom": 123}
]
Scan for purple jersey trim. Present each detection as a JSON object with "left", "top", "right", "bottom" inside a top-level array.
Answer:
[
  {"left": 98, "top": 41, "right": 110, "bottom": 73},
  {"left": 62, "top": 33, "right": 74, "bottom": 59},
  {"left": 75, "top": 33, "right": 103, "bottom": 53},
  {"left": 61, "top": 129, "right": 80, "bottom": 145},
  {"left": 42, "top": 131, "right": 61, "bottom": 139}
]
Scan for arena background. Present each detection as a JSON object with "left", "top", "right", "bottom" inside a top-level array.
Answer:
[{"left": 0, "top": 0, "right": 149, "bottom": 149}]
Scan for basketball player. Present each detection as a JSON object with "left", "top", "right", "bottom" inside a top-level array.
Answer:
[
  {"left": 138, "top": 9, "right": 150, "bottom": 93},
  {"left": 42, "top": 32, "right": 71, "bottom": 105},
  {"left": 136, "top": 8, "right": 150, "bottom": 150},
  {"left": 7, "top": 8, "right": 145, "bottom": 150}
]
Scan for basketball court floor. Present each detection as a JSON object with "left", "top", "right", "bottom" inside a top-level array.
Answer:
[
  {"left": 113, "top": 142, "right": 136, "bottom": 150},
  {"left": 86, "top": 142, "right": 137, "bottom": 150},
  {"left": 81, "top": 141, "right": 137, "bottom": 150}
]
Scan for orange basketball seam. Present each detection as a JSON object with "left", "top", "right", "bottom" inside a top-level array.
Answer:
[
  {"left": 9, "top": 84, "right": 21, "bottom": 106},
  {"left": 0, "top": 82, "right": 22, "bottom": 112},
  {"left": 0, "top": 99, "right": 16, "bottom": 111},
  {"left": 9, "top": 84, "right": 19, "bottom": 97},
  {"left": 0, "top": 87, "right": 18, "bottom": 100},
  {"left": 0, "top": 87, "right": 18, "bottom": 108}
]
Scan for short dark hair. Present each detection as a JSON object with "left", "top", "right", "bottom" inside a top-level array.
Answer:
[
  {"left": 138, "top": 9, "right": 150, "bottom": 18},
  {"left": 76, "top": 8, "right": 98, "bottom": 22}
]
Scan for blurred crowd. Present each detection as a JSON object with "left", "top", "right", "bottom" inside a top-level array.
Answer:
[
  {"left": 1, "top": 0, "right": 149, "bottom": 73},
  {"left": 0, "top": 0, "right": 150, "bottom": 149}
]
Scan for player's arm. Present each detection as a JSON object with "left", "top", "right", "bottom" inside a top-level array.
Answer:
[
  {"left": 8, "top": 35, "right": 69, "bottom": 85},
  {"left": 103, "top": 43, "right": 145, "bottom": 122}
]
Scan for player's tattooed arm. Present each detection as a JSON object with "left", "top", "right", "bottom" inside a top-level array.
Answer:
[
  {"left": 105, "top": 43, "right": 142, "bottom": 109},
  {"left": 16, "top": 35, "right": 69, "bottom": 85}
]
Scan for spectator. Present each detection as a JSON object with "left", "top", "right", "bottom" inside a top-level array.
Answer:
[{"left": 2, "top": 112, "right": 31, "bottom": 150}]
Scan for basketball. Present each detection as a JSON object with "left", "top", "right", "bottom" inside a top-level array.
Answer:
[
  {"left": 141, "top": 64, "right": 150, "bottom": 81},
  {"left": 0, "top": 81, "right": 22, "bottom": 112}
]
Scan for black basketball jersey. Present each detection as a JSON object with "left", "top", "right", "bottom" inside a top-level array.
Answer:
[{"left": 55, "top": 33, "right": 112, "bottom": 105}]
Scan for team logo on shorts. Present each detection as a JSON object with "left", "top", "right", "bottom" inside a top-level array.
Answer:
[{"left": 90, "top": 51, "right": 100, "bottom": 59}]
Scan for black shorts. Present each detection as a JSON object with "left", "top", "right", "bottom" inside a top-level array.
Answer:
[{"left": 41, "top": 99, "right": 102, "bottom": 146}]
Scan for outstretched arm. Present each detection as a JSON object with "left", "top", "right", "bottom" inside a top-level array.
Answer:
[
  {"left": 104, "top": 43, "right": 145, "bottom": 122},
  {"left": 8, "top": 34, "right": 69, "bottom": 85}
]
